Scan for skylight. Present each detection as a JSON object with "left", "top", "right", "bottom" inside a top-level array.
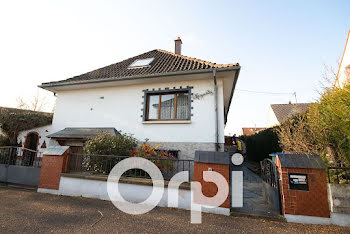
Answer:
[{"left": 129, "top": 58, "right": 154, "bottom": 68}]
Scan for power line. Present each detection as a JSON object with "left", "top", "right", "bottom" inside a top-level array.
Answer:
[
  {"left": 236, "top": 89, "right": 298, "bottom": 103},
  {"left": 236, "top": 89, "right": 295, "bottom": 95}
]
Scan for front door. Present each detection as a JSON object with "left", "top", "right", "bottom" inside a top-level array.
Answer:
[{"left": 23, "top": 133, "right": 39, "bottom": 166}]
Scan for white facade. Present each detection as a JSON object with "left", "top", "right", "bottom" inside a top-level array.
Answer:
[
  {"left": 43, "top": 70, "right": 238, "bottom": 159},
  {"left": 52, "top": 79, "right": 224, "bottom": 144},
  {"left": 266, "top": 105, "right": 279, "bottom": 128},
  {"left": 336, "top": 28, "right": 350, "bottom": 88},
  {"left": 17, "top": 125, "right": 53, "bottom": 155}
]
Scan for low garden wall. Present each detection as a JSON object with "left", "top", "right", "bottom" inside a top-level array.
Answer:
[
  {"left": 38, "top": 173, "right": 229, "bottom": 216},
  {"left": 327, "top": 183, "right": 350, "bottom": 227}
]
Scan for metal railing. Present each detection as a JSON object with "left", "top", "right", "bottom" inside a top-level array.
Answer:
[
  {"left": 69, "top": 153, "right": 193, "bottom": 181},
  {"left": 327, "top": 167, "right": 350, "bottom": 184},
  {"left": 0, "top": 146, "right": 42, "bottom": 168}
]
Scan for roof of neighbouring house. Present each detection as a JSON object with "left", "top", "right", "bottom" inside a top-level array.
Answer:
[
  {"left": 241, "top": 127, "right": 266, "bottom": 136},
  {"left": 47, "top": 127, "right": 120, "bottom": 139},
  {"left": 40, "top": 49, "right": 239, "bottom": 87},
  {"left": 0, "top": 106, "right": 53, "bottom": 133},
  {"left": 0, "top": 106, "right": 52, "bottom": 116},
  {"left": 277, "top": 154, "right": 326, "bottom": 169},
  {"left": 270, "top": 103, "right": 312, "bottom": 124}
]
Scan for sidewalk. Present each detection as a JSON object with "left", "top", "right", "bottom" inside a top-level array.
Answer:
[{"left": 0, "top": 186, "right": 349, "bottom": 233}]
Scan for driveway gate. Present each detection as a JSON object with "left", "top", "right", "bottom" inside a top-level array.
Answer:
[
  {"left": 260, "top": 158, "right": 282, "bottom": 214},
  {"left": 0, "top": 147, "right": 42, "bottom": 187}
]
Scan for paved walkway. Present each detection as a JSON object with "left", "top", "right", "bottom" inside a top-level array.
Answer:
[
  {"left": 231, "top": 163, "right": 281, "bottom": 218},
  {"left": 0, "top": 186, "right": 349, "bottom": 233}
]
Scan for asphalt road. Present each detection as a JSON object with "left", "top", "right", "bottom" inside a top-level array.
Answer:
[{"left": 0, "top": 186, "right": 349, "bottom": 233}]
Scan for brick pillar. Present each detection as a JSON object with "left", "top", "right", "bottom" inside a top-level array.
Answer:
[
  {"left": 38, "top": 146, "right": 71, "bottom": 190},
  {"left": 193, "top": 151, "right": 230, "bottom": 208},
  {"left": 276, "top": 154, "right": 330, "bottom": 218}
]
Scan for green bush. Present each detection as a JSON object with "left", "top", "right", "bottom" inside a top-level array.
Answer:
[
  {"left": 0, "top": 108, "right": 52, "bottom": 145},
  {"left": 0, "top": 135, "right": 10, "bottom": 146},
  {"left": 83, "top": 131, "right": 138, "bottom": 174},
  {"left": 278, "top": 85, "right": 350, "bottom": 166},
  {"left": 240, "top": 128, "right": 281, "bottom": 162}
]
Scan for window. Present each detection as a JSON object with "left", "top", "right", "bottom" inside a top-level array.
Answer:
[
  {"left": 145, "top": 90, "right": 190, "bottom": 121},
  {"left": 129, "top": 58, "right": 154, "bottom": 68}
]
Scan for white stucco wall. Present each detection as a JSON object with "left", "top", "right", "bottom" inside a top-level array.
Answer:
[
  {"left": 266, "top": 105, "right": 279, "bottom": 128},
  {"left": 38, "top": 176, "right": 230, "bottom": 216},
  {"left": 51, "top": 78, "right": 225, "bottom": 144},
  {"left": 17, "top": 125, "right": 53, "bottom": 155},
  {"left": 337, "top": 29, "right": 350, "bottom": 88}
]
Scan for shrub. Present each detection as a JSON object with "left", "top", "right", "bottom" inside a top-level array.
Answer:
[
  {"left": 83, "top": 132, "right": 175, "bottom": 174},
  {"left": 130, "top": 142, "right": 176, "bottom": 172},
  {"left": 0, "top": 135, "right": 10, "bottom": 147},
  {"left": 308, "top": 85, "right": 350, "bottom": 165},
  {"left": 0, "top": 108, "right": 52, "bottom": 145},
  {"left": 278, "top": 85, "right": 350, "bottom": 166},
  {"left": 240, "top": 128, "right": 281, "bottom": 162},
  {"left": 83, "top": 131, "right": 138, "bottom": 174},
  {"left": 84, "top": 131, "right": 137, "bottom": 156}
]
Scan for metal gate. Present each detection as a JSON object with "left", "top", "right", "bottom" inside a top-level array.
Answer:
[
  {"left": 260, "top": 158, "right": 282, "bottom": 214},
  {"left": 0, "top": 147, "right": 42, "bottom": 187}
]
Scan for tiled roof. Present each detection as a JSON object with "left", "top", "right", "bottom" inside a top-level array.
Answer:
[
  {"left": 271, "top": 103, "right": 311, "bottom": 124},
  {"left": 241, "top": 127, "right": 266, "bottom": 136},
  {"left": 277, "top": 154, "right": 326, "bottom": 169},
  {"left": 47, "top": 127, "right": 120, "bottom": 139},
  {"left": 41, "top": 49, "right": 239, "bottom": 86},
  {"left": 0, "top": 106, "right": 52, "bottom": 116}
]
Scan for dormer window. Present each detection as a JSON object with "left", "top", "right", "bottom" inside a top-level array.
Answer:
[{"left": 129, "top": 58, "right": 154, "bottom": 69}]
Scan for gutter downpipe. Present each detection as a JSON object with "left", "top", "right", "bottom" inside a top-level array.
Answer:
[{"left": 213, "top": 68, "right": 219, "bottom": 151}]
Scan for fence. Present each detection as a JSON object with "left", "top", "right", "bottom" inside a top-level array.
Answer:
[
  {"left": 0, "top": 146, "right": 42, "bottom": 168},
  {"left": 69, "top": 153, "right": 194, "bottom": 181},
  {"left": 327, "top": 167, "right": 350, "bottom": 184}
]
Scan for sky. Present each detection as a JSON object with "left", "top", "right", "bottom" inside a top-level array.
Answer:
[{"left": 0, "top": 0, "right": 349, "bottom": 135}]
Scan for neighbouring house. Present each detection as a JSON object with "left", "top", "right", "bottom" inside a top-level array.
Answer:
[
  {"left": 335, "top": 27, "right": 350, "bottom": 88},
  {"left": 0, "top": 106, "right": 52, "bottom": 150},
  {"left": 267, "top": 103, "right": 311, "bottom": 127},
  {"left": 17, "top": 124, "right": 52, "bottom": 154},
  {"left": 240, "top": 127, "right": 266, "bottom": 136},
  {"left": 23, "top": 38, "right": 240, "bottom": 160}
]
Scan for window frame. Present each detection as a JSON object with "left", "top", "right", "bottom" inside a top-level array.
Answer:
[
  {"left": 128, "top": 58, "right": 155, "bottom": 69},
  {"left": 143, "top": 87, "right": 192, "bottom": 121}
]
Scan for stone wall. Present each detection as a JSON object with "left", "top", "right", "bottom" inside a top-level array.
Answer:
[{"left": 149, "top": 142, "right": 224, "bottom": 160}]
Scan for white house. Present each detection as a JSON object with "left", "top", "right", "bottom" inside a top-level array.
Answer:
[
  {"left": 335, "top": 27, "right": 350, "bottom": 88},
  {"left": 21, "top": 38, "right": 240, "bottom": 160},
  {"left": 267, "top": 103, "right": 311, "bottom": 128}
]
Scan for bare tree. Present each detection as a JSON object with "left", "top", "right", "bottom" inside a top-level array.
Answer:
[{"left": 16, "top": 92, "right": 48, "bottom": 112}]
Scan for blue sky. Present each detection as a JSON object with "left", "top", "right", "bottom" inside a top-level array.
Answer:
[{"left": 0, "top": 0, "right": 349, "bottom": 135}]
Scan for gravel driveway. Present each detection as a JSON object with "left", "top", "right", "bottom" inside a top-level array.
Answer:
[{"left": 0, "top": 186, "right": 349, "bottom": 233}]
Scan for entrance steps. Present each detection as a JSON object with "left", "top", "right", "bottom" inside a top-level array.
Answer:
[{"left": 231, "top": 163, "right": 284, "bottom": 221}]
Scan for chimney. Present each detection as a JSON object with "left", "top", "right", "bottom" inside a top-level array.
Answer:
[{"left": 174, "top": 36, "right": 182, "bottom": 55}]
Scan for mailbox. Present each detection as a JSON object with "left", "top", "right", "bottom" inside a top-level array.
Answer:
[{"left": 288, "top": 173, "right": 309, "bottom": 191}]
